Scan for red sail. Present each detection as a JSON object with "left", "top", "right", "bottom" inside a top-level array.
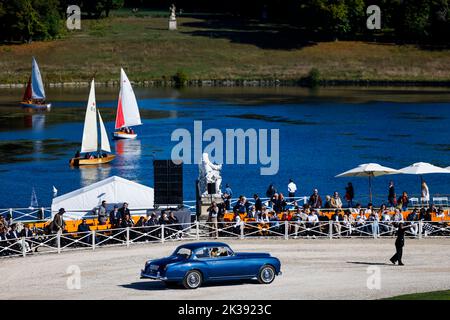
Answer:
[
  {"left": 23, "top": 77, "right": 32, "bottom": 101},
  {"left": 115, "top": 95, "right": 125, "bottom": 129}
]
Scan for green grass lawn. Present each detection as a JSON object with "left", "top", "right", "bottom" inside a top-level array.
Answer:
[
  {"left": 1, "top": 10, "right": 450, "bottom": 84},
  {"left": 385, "top": 290, "right": 450, "bottom": 300}
]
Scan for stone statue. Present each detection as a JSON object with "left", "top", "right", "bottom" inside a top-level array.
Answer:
[
  {"left": 169, "top": 4, "right": 176, "bottom": 20},
  {"left": 168, "top": 4, "right": 177, "bottom": 30},
  {"left": 198, "top": 152, "right": 222, "bottom": 196}
]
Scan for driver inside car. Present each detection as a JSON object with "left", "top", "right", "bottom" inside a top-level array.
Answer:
[{"left": 210, "top": 247, "right": 220, "bottom": 257}]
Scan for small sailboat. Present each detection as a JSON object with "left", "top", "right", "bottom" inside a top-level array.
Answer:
[
  {"left": 70, "top": 79, "right": 115, "bottom": 166},
  {"left": 21, "top": 57, "right": 51, "bottom": 111},
  {"left": 113, "top": 68, "right": 142, "bottom": 139},
  {"left": 29, "top": 187, "right": 39, "bottom": 209}
]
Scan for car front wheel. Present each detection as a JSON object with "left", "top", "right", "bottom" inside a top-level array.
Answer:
[
  {"left": 258, "top": 265, "right": 276, "bottom": 284},
  {"left": 183, "top": 270, "right": 202, "bottom": 289}
]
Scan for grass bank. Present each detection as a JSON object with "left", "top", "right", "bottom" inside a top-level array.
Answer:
[
  {"left": 1, "top": 10, "right": 450, "bottom": 86},
  {"left": 384, "top": 290, "right": 450, "bottom": 300}
]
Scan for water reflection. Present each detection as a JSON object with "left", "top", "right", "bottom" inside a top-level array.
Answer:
[
  {"left": 115, "top": 139, "right": 142, "bottom": 180},
  {"left": 23, "top": 113, "right": 46, "bottom": 132},
  {"left": 78, "top": 164, "right": 112, "bottom": 187}
]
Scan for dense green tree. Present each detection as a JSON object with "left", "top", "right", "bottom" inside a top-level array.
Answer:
[{"left": 0, "top": 0, "right": 64, "bottom": 42}]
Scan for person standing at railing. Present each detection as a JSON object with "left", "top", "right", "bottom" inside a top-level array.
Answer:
[
  {"left": 98, "top": 200, "right": 108, "bottom": 225},
  {"left": 225, "top": 184, "right": 233, "bottom": 198},
  {"left": 287, "top": 179, "right": 297, "bottom": 202},
  {"left": 344, "top": 182, "right": 354, "bottom": 208},
  {"left": 309, "top": 189, "right": 322, "bottom": 209},
  {"left": 343, "top": 210, "right": 354, "bottom": 236},
  {"left": 306, "top": 209, "right": 319, "bottom": 238},
  {"left": 50, "top": 208, "right": 65, "bottom": 234},
  {"left": 266, "top": 183, "right": 277, "bottom": 207},
  {"left": 380, "top": 208, "right": 392, "bottom": 236},
  {"left": 77, "top": 219, "right": 92, "bottom": 245},
  {"left": 331, "top": 209, "right": 343, "bottom": 237},
  {"left": 406, "top": 209, "right": 419, "bottom": 236},
  {"left": 390, "top": 222, "right": 408, "bottom": 265},
  {"left": 222, "top": 192, "right": 231, "bottom": 211},
  {"left": 421, "top": 180, "right": 430, "bottom": 205},
  {"left": 208, "top": 202, "right": 219, "bottom": 238},
  {"left": 233, "top": 196, "right": 249, "bottom": 215},
  {"left": 331, "top": 192, "right": 343, "bottom": 210},
  {"left": 233, "top": 212, "right": 243, "bottom": 235},
  {"left": 109, "top": 205, "right": 120, "bottom": 228},
  {"left": 20, "top": 224, "right": 33, "bottom": 252},
  {"left": 368, "top": 210, "right": 380, "bottom": 238},
  {"left": 388, "top": 181, "right": 396, "bottom": 208},
  {"left": 0, "top": 227, "right": 8, "bottom": 256},
  {"left": 272, "top": 193, "right": 287, "bottom": 214},
  {"left": 253, "top": 194, "right": 263, "bottom": 213},
  {"left": 168, "top": 211, "right": 181, "bottom": 238},
  {"left": 119, "top": 202, "right": 130, "bottom": 220},
  {"left": 397, "top": 192, "right": 409, "bottom": 212}
]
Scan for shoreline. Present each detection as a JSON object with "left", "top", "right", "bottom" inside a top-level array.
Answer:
[{"left": 1, "top": 79, "right": 450, "bottom": 89}]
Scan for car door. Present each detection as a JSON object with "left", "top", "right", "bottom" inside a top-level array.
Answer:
[{"left": 206, "top": 247, "right": 246, "bottom": 279}]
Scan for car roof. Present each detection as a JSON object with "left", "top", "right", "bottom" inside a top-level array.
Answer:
[{"left": 176, "top": 242, "right": 230, "bottom": 250}]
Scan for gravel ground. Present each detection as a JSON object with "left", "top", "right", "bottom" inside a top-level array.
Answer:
[{"left": 1, "top": 238, "right": 449, "bottom": 300}]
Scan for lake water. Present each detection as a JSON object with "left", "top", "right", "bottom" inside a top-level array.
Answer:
[{"left": 1, "top": 86, "right": 450, "bottom": 208}]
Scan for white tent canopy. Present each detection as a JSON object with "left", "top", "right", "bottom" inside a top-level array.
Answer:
[{"left": 51, "top": 176, "right": 154, "bottom": 220}]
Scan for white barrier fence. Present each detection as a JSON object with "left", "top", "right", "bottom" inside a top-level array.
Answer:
[{"left": 1, "top": 220, "right": 448, "bottom": 259}]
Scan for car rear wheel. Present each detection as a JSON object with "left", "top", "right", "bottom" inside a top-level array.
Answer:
[
  {"left": 258, "top": 265, "right": 276, "bottom": 284},
  {"left": 183, "top": 270, "right": 202, "bottom": 289}
]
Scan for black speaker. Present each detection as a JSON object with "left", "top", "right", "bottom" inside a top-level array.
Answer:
[
  {"left": 153, "top": 160, "right": 183, "bottom": 206},
  {"left": 207, "top": 182, "right": 216, "bottom": 195}
]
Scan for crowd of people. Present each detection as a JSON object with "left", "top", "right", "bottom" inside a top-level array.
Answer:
[
  {"left": 206, "top": 179, "right": 449, "bottom": 238},
  {"left": 0, "top": 202, "right": 187, "bottom": 256},
  {"left": 1, "top": 178, "right": 449, "bottom": 257}
]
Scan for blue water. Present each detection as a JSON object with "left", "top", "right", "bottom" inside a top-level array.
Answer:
[{"left": 1, "top": 87, "right": 450, "bottom": 208}]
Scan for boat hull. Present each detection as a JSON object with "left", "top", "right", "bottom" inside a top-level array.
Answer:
[
  {"left": 70, "top": 155, "right": 116, "bottom": 166},
  {"left": 113, "top": 131, "right": 137, "bottom": 139},
  {"left": 21, "top": 102, "right": 51, "bottom": 111}
]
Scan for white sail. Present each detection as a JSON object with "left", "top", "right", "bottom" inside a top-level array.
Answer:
[
  {"left": 119, "top": 68, "right": 142, "bottom": 127},
  {"left": 80, "top": 80, "right": 98, "bottom": 153},
  {"left": 31, "top": 57, "right": 46, "bottom": 99},
  {"left": 98, "top": 110, "right": 111, "bottom": 153}
]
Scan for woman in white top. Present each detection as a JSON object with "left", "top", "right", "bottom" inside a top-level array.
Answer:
[{"left": 421, "top": 180, "right": 430, "bottom": 204}]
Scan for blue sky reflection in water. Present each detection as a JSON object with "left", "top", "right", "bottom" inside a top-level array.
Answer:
[{"left": 1, "top": 87, "right": 450, "bottom": 208}]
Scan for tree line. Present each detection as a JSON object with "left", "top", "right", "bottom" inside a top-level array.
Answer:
[{"left": 0, "top": 0, "right": 448, "bottom": 43}]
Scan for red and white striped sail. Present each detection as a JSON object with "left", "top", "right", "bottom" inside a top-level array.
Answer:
[{"left": 115, "top": 68, "right": 141, "bottom": 129}]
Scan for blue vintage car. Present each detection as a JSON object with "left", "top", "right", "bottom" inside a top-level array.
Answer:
[{"left": 140, "top": 242, "right": 282, "bottom": 289}]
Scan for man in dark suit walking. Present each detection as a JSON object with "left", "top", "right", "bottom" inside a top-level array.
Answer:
[{"left": 390, "top": 222, "right": 408, "bottom": 265}]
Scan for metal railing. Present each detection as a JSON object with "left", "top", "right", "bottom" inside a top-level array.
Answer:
[{"left": 0, "top": 220, "right": 448, "bottom": 259}]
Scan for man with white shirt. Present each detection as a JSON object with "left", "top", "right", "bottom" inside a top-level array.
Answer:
[
  {"left": 306, "top": 209, "right": 319, "bottom": 238},
  {"left": 287, "top": 179, "right": 297, "bottom": 202}
]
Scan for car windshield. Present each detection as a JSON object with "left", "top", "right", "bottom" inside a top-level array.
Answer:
[{"left": 173, "top": 247, "right": 192, "bottom": 259}]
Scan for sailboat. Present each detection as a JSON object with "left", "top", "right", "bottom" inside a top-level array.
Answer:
[
  {"left": 21, "top": 57, "right": 51, "bottom": 111},
  {"left": 113, "top": 68, "right": 142, "bottom": 139},
  {"left": 29, "top": 187, "right": 39, "bottom": 209},
  {"left": 69, "top": 79, "right": 115, "bottom": 166}
]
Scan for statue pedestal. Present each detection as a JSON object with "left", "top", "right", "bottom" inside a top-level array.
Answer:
[
  {"left": 168, "top": 18, "right": 177, "bottom": 30},
  {"left": 198, "top": 195, "right": 223, "bottom": 221}
]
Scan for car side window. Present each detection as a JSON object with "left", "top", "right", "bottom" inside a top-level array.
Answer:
[{"left": 193, "top": 247, "right": 210, "bottom": 259}]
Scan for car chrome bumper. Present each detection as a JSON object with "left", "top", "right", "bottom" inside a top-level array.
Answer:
[{"left": 140, "top": 269, "right": 167, "bottom": 280}]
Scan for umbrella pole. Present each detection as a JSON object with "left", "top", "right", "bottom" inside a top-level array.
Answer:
[
  {"left": 419, "top": 175, "right": 423, "bottom": 205},
  {"left": 369, "top": 175, "right": 373, "bottom": 203}
]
